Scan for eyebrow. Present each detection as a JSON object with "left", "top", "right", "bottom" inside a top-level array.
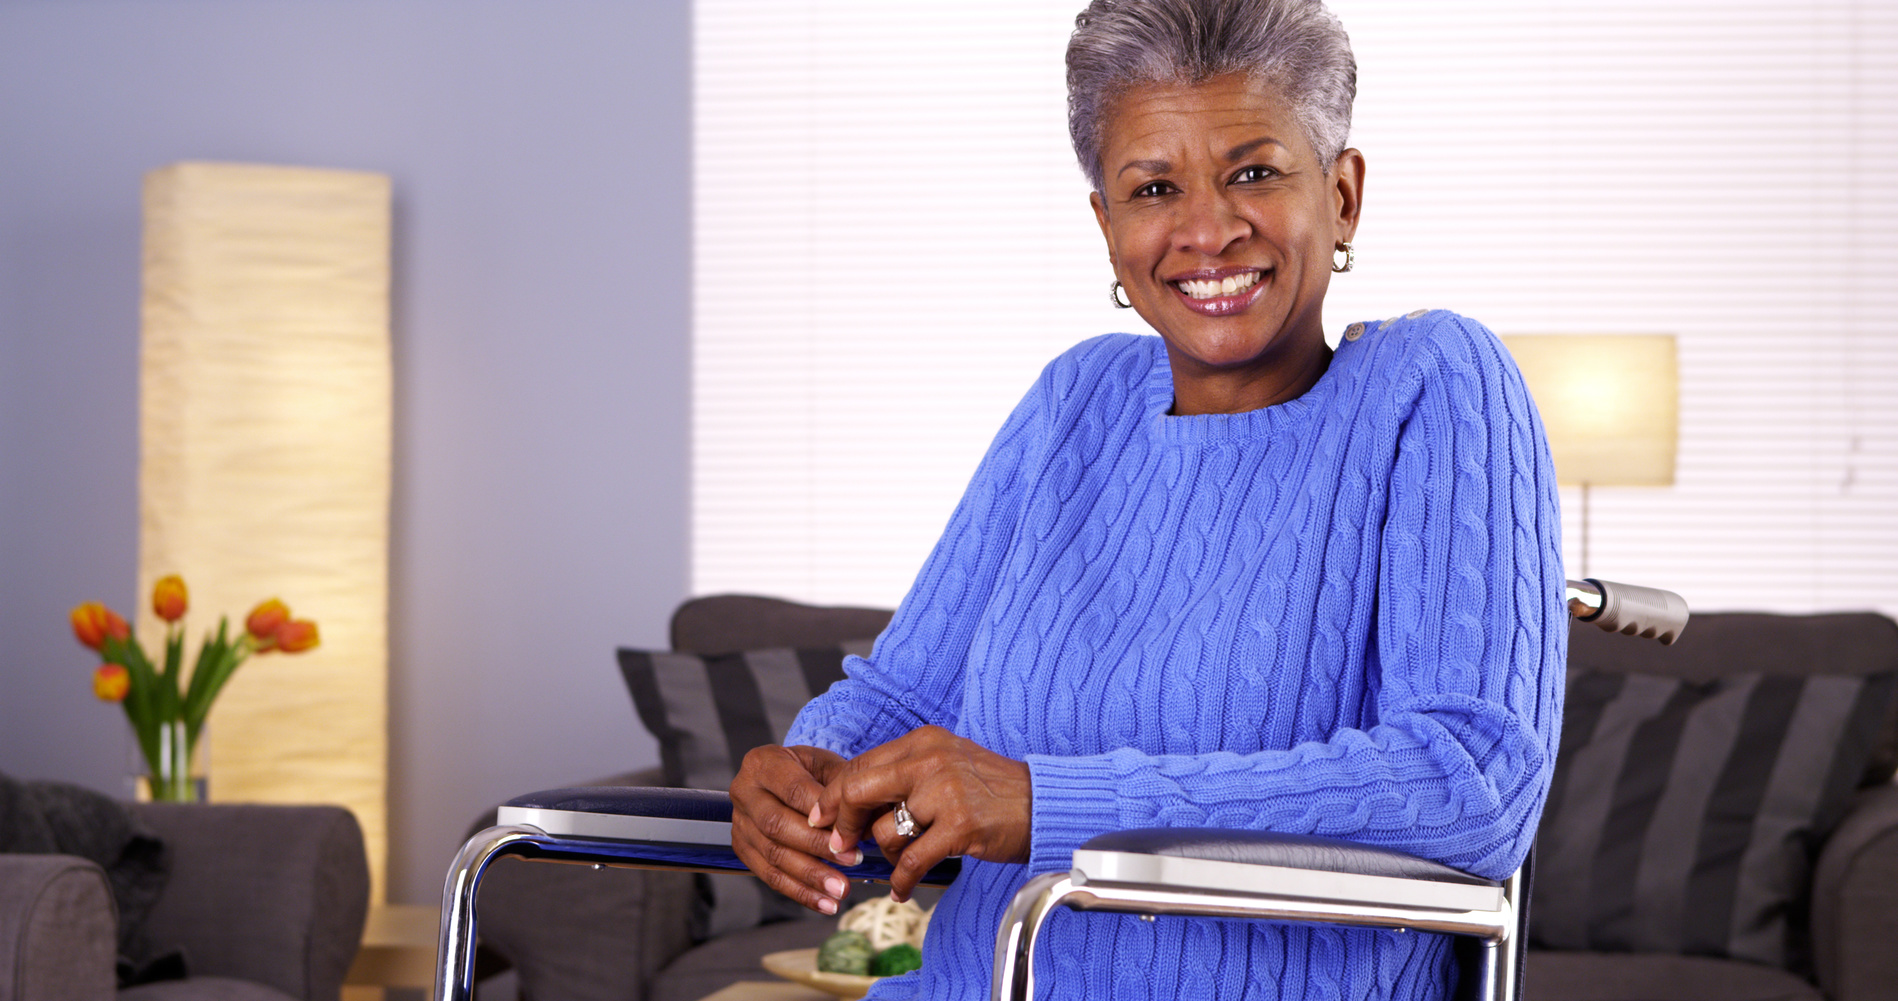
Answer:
[
  {"left": 1117, "top": 158, "right": 1171, "bottom": 178},
  {"left": 1226, "top": 136, "right": 1286, "bottom": 161},
  {"left": 1114, "top": 136, "right": 1288, "bottom": 179}
]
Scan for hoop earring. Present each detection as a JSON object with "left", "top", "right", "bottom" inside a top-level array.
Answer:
[
  {"left": 1332, "top": 242, "right": 1355, "bottom": 273},
  {"left": 1109, "top": 280, "right": 1133, "bottom": 308}
]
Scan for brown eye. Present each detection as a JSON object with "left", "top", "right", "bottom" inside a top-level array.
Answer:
[
  {"left": 1231, "top": 165, "right": 1278, "bottom": 184},
  {"left": 1133, "top": 181, "right": 1176, "bottom": 198}
]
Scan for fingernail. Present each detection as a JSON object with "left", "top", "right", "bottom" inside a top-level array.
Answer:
[
  {"left": 826, "top": 875, "right": 847, "bottom": 898},
  {"left": 846, "top": 849, "right": 863, "bottom": 865},
  {"left": 828, "top": 831, "right": 845, "bottom": 854},
  {"left": 818, "top": 897, "right": 837, "bottom": 915},
  {"left": 808, "top": 804, "right": 821, "bottom": 827}
]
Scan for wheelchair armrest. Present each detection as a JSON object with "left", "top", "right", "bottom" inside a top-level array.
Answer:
[
  {"left": 1072, "top": 828, "right": 1504, "bottom": 913},
  {"left": 493, "top": 785, "right": 960, "bottom": 885},
  {"left": 995, "top": 830, "right": 1523, "bottom": 1001},
  {"left": 441, "top": 786, "right": 961, "bottom": 1001},
  {"left": 498, "top": 786, "right": 734, "bottom": 847}
]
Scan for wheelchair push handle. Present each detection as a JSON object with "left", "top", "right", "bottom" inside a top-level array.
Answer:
[{"left": 1565, "top": 578, "right": 1688, "bottom": 645}]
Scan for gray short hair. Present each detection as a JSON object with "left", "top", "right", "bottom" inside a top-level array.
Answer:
[{"left": 1067, "top": 0, "right": 1357, "bottom": 190}]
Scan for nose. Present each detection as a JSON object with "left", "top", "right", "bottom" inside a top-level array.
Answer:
[{"left": 1172, "top": 186, "right": 1250, "bottom": 257}]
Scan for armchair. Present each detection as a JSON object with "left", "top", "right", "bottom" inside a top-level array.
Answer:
[{"left": 0, "top": 802, "right": 369, "bottom": 1001}]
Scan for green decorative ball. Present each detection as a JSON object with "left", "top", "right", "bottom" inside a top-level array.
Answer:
[
  {"left": 868, "top": 943, "right": 923, "bottom": 976},
  {"left": 816, "top": 930, "right": 874, "bottom": 975}
]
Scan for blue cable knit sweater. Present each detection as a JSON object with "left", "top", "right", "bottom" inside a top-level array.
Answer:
[{"left": 786, "top": 310, "right": 1567, "bottom": 1000}]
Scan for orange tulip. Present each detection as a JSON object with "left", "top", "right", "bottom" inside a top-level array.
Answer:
[
  {"left": 92, "top": 664, "right": 130, "bottom": 702},
  {"left": 71, "top": 602, "right": 130, "bottom": 652},
  {"left": 152, "top": 575, "right": 189, "bottom": 623},
  {"left": 275, "top": 619, "right": 320, "bottom": 654},
  {"left": 246, "top": 599, "right": 290, "bottom": 648}
]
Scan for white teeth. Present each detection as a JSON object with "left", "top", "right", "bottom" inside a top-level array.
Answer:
[{"left": 1174, "top": 270, "right": 1260, "bottom": 300}]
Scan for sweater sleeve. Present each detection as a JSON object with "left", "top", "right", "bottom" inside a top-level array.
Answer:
[
  {"left": 783, "top": 356, "right": 1051, "bottom": 757},
  {"left": 1025, "top": 316, "right": 1568, "bottom": 880}
]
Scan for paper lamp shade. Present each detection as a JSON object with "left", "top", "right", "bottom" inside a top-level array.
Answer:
[
  {"left": 138, "top": 162, "right": 392, "bottom": 897},
  {"left": 1501, "top": 334, "right": 1677, "bottom": 487}
]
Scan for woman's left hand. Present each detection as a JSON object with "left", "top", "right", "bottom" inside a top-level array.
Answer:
[{"left": 810, "top": 725, "right": 1032, "bottom": 902}]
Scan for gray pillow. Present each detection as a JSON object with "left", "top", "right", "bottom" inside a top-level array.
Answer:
[
  {"left": 1531, "top": 667, "right": 1895, "bottom": 971},
  {"left": 617, "top": 641, "right": 874, "bottom": 935}
]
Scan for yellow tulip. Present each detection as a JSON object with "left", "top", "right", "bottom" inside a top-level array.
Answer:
[
  {"left": 92, "top": 664, "right": 130, "bottom": 702},
  {"left": 71, "top": 602, "right": 130, "bottom": 652},
  {"left": 152, "top": 575, "right": 189, "bottom": 623},
  {"left": 275, "top": 619, "right": 321, "bottom": 654},
  {"left": 246, "top": 599, "right": 290, "bottom": 648}
]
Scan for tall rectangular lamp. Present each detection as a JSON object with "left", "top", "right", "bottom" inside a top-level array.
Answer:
[
  {"left": 138, "top": 161, "right": 392, "bottom": 899},
  {"left": 1501, "top": 334, "right": 1678, "bottom": 578}
]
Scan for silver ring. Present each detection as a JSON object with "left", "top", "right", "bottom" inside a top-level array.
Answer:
[{"left": 893, "top": 801, "right": 918, "bottom": 838}]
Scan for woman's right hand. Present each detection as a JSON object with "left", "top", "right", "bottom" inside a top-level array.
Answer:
[{"left": 730, "top": 743, "right": 858, "bottom": 914}]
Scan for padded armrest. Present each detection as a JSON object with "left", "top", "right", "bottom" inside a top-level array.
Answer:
[
  {"left": 133, "top": 802, "right": 369, "bottom": 1001},
  {"left": 1812, "top": 783, "right": 1898, "bottom": 1001},
  {"left": 997, "top": 830, "right": 1521, "bottom": 1001},
  {"left": 1073, "top": 828, "right": 1503, "bottom": 913},
  {"left": 496, "top": 786, "right": 961, "bottom": 886},
  {"left": 1079, "top": 828, "right": 1496, "bottom": 883},
  {"left": 0, "top": 854, "right": 117, "bottom": 1001}
]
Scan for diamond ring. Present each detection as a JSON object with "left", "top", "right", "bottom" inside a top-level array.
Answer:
[{"left": 893, "top": 801, "right": 919, "bottom": 838}]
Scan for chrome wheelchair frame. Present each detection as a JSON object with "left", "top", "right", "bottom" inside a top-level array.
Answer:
[{"left": 435, "top": 578, "right": 1685, "bottom": 1001}]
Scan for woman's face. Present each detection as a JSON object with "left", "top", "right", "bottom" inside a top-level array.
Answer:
[{"left": 1090, "top": 73, "right": 1363, "bottom": 411}]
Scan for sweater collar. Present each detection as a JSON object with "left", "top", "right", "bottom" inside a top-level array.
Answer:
[{"left": 1145, "top": 330, "right": 1354, "bottom": 446}]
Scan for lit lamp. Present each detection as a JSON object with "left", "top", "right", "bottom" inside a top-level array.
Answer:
[
  {"left": 1500, "top": 335, "right": 1677, "bottom": 578},
  {"left": 139, "top": 162, "right": 392, "bottom": 897}
]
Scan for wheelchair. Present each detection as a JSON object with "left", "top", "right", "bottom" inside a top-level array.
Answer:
[{"left": 435, "top": 578, "right": 1687, "bottom": 1001}]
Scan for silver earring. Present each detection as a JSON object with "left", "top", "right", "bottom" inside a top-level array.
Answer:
[
  {"left": 1109, "top": 280, "right": 1133, "bottom": 308},
  {"left": 1332, "top": 242, "right": 1355, "bottom": 273}
]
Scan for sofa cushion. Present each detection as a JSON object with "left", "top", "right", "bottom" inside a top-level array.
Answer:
[
  {"left": 1523, "top": 950, "right": 1820, "bottom": 1001},
  {"left": 669, "top": 594, "right": 894, "bottom": 658},
  {"left": 1566, "top": 613, "right": 1898, "bottom": 785},
  {"left": 118, "top": 976, "right": 300, "bottom": 1001},
  {"left": 618, "top": 638, "right": 877, "bottom": 937},
  {"left": 618, "top": 642, "right": 875, "bottom": 792},
  {"left": 1531, "top": 655, "right": 1896, "bottom": 970},
  {"left": 648, "top": 917, "right": 836, "bottom": 1001}
]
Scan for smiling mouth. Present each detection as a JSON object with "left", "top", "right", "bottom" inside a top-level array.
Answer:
[{"left": 1173, "top": 269, "right": 1263, "bottom": 300}]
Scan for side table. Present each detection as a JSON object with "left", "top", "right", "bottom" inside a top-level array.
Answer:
[
  {"left": 344, "top": 903, "right": 438, "bottom": 1000},
  {"left": 696, "top": 983, "right": 833, "bottom": 1001}
]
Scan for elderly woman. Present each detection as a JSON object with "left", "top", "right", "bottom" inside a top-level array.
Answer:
[{"left": 730, "top": 0, "right": 1566, "bottom": 998}]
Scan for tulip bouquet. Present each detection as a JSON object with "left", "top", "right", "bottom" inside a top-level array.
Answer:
[{"left": 72, "top": 575, "right": 319, "bottom": 801}]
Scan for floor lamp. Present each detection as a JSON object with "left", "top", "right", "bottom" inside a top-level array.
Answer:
[
  {"left": 1500, "top": 335, "right": 1677, "bottom": 579},
  {"left": 139, "top": 162, "right": 392, "bottom": 898}
]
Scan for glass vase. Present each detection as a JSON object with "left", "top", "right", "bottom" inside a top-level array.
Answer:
[{"left": 134, "top": 719, "right": 206, "bottom": 803}]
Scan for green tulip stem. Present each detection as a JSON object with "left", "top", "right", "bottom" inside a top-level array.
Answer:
[{"left": 106, "top": 614, "right": 260, "bottom": 802}]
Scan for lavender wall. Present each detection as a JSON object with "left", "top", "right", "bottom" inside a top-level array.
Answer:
[{"left": 0, "top": 0, "right": 690, "bottom": 903}]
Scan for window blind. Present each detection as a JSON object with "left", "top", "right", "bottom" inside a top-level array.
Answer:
[{"left": 695, "top": 0, "right": 1897, "bottom": 619}]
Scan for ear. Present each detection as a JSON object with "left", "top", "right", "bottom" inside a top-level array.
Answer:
[
  {"left": 1330, "top": 148, "right": 1365, "bottom": 244},
  {"left": 1089, "top": 191, "right": 1117, "bottom": 269}
]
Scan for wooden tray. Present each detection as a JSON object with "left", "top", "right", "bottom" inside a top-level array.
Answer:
[{"left": 760, "top": 947, "right": 881, "bottom": 1000}]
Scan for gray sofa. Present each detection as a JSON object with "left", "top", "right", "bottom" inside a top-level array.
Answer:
[
  {"left": 469, "top": 596, "right": 1898, "bottom": 1001},
  {"left": 0, "top": 802, "right": 369, "bottom": 1001}
]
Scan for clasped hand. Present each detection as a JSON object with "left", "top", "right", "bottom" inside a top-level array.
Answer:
[{"left": 729, "top": 726, "right": 1031, "bottom": 912}]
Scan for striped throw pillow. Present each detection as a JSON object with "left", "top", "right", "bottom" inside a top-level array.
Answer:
[
  {"left": 1531, "top": 668, "right": 1896, "bottom": 970},
  {"left": 618, "top": 641, "right": 875, "bottom": 934},
  {"left": 619, "top": 642, "right": 874, "bottom": 790}
]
